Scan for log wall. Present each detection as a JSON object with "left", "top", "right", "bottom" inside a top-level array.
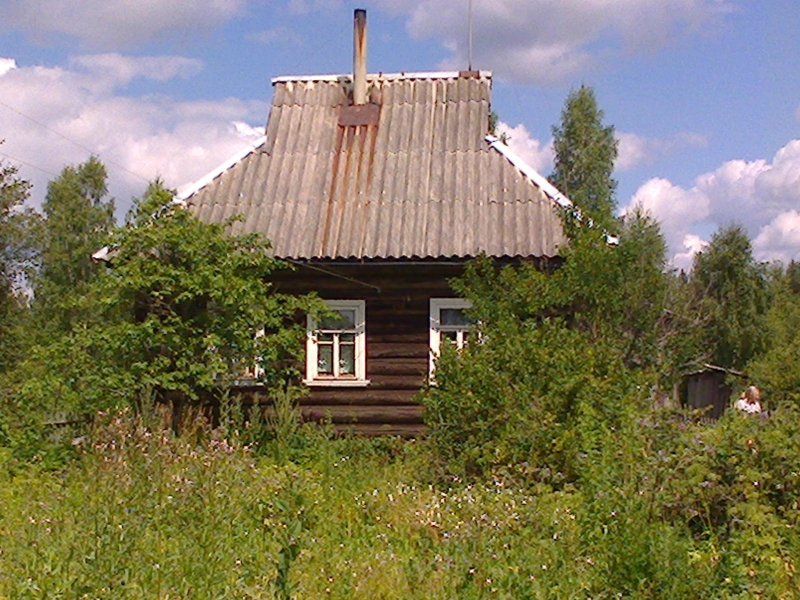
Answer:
[{"left": 266, "top": 261, "right": 465, "bottom": 435}]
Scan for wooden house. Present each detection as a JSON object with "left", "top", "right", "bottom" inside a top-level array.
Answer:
[{"left": 181, "top": 10, "right": 569, "bottom": 435}]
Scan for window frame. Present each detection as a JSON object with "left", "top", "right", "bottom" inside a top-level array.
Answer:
[
  {"left": 429, "top": 298, "right": 473, "bottom": 377},
  {"left": 304, "top": 299, "right": 369, "bottom": 387}
]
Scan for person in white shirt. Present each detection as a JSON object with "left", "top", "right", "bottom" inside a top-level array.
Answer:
[{"left": 735, "top": 385, "right": 762, "bottom": 414}]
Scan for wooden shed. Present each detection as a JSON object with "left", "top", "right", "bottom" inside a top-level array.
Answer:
[
  {"left": 181, "top": 11, "right": 569, "bottom": 434},
  {"left": 681, "top": 364, "right": 746, "bottom": 420}
]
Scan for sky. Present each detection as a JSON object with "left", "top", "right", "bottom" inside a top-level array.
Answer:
[{"left": 1, "top": 0, "right": 799, "bottom": 268}]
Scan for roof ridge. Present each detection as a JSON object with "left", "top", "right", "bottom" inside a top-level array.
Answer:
[
  {"left": 485, "top": 135, "right": 619, "bottom": 245},
  {"left": 271, "top": 70, "right": 492, "bottom": 84},
  {"left": 178, "top": 135, "right": 267, "bottom": 202},
  {"left": 484, "top": 135, "right": 573, "bottom": 209}
]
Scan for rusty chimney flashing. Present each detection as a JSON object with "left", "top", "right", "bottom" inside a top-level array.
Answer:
[{"left": 353, "top": 9, "right": 367, "bottom": 105}]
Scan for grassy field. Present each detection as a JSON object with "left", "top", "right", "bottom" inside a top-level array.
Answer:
[{"left": 1, "top": 408, "right": 798, "bottom": 599}]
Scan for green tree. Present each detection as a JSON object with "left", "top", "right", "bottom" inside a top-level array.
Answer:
[
  {"left": 33, "top": 156, "right": 115, "bottom": 333},
  {"left": 747, "top": 264, "right": 800, "bottom": 406},
  {"left": 691, "top": 224, "right": 770, "bottom": 370},
  {"left": 423, "top": 211, "right": 672, "bottom": 480},
  {"left": 3, "top": 181, "right": 318, "bottom": 456},
  {"left": 0, "top": 155, "right": 38, "bottom": 373},
  {"left": 550, "top": 85, "right": 618, "bottom": 226},
  {"left": 85, "top": 181, "right": 317, "bottom": 407}
]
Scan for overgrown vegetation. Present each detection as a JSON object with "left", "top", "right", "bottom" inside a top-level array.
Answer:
[
  {"left": 0, "top": 164, "right": 318, "bottom": 463},
  {"left": 2, "top": 405, "right": 799, "bottom": 598},
  {"left": 3, "top": 86, "right": 800, "bottom": 597}
]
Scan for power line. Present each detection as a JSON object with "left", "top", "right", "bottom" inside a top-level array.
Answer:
[
  {"left": 0, "top": 150, "right": 59, "bottom": 177},
  {"left": 0, "top": 98, "right": 152, "bottom": 184}
]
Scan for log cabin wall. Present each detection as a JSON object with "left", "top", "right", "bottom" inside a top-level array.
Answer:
[{"left": 267, "top": 261, "right": 466, "bottom": 436}]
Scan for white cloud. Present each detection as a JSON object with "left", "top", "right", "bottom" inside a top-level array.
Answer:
[
  {"left": 753, "top": 211, "right": 800, "bottom": 264},
  {"left": 0, "top": 55, "right": 267, "bottom": 216},
  {"left": 0, "top": 58, "right": 16, "bottom": 76},
  {"left": 70, "top": 54, "right": 204, "bottom": 85},
  {"left": 288, "top": 0, "right": 343, "bottom": 15},
  {"left": 496, "top": 121, "right": 552, "bottom": 173},
  {"left": 373, "top": 0, "right": 732, "bottom": 84},
  {"left": 247, "top": 26, "right": 304, "bottom": 46},
  {"left": 625, "top": 177, "right": 710, "bottom": 252},
  {"left": 622, "top": 139, "right": 800, "bottom": 265},
  {"left": 671, "top": 234, "right": 709, "bottom": 271},
  {"left": 616, "top": 131, "right": 707, "bottom": 171},
  {"left": 1, "top": 0, "right": 247, "bottom": 49},
  {"left": 496, "top": 123, "right": 708, "bottom": 181}
]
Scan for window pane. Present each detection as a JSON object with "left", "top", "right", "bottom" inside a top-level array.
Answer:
[
  {"left": 442, "top": 331, "right": 458, "bottom": 344},
  {"left": 318, "top": 332, "right": 334, "bottom": 342},
  {"left": 320, "top": 309, "right": 356, "bottom": 330},
  {"left": 440, "top": 308, "right": 471, "bottom": 326},
  {"left": 318, "top": 344, "right": 333, "bottom": 375},
  {"left": 339, "top": 344, "right": 355, "bottom": 375},
  {"left": 340, "top": 333, "right": 355, "bottom": 343}
]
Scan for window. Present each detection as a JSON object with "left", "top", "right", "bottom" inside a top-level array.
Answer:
[
  {"left": 237, "top": 327, "right": 265, "bottom": 381},
  {"left": 429, "top": 298, "right": 473, "bottom": 376},
  {"left": 305, "top": 300, "right": 368, "bottom": 387}
]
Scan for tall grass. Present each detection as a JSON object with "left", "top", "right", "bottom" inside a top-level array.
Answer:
[{"left": 1, "top": 407, "right": 798, "bottom": 598}]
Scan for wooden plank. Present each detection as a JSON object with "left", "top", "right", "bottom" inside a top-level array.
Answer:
[
  {"left": 365, "top": 374, "right": 426, "bottom": 390},
  {"left": 370, "top": 342, "right": 428, "bottom": 359},
  {"left": 366, "top": 333, "right": 426, "bottom": 344},
  {"left": 368, "top": 357, "right": 428, "bottom": 376},
  {"left": 303, "top": 388, "right": 420, "bottom": 405},
  {"left": 367, "top": 321, "right": 428, "bottom": 334},
  {"left": 301, "top": 404, "right": 425, "bottom": 424},
  {"left": 333, "top": 423, "right": 427, "bottom": 437}
]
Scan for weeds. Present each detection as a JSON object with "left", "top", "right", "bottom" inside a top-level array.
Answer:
[{"left": 2, "top": 405, "right": 799, "bottom": 598}]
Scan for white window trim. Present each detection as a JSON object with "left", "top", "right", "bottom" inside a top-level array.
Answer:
[
  {"left": 304, "top": 300, "right": 369, "bottom": 387},
  {"left": 239, "top": 326, "right": 265, "bottom": 380},
  {"left": 429, "top": 298, "right": 473, "bottom": 377}
]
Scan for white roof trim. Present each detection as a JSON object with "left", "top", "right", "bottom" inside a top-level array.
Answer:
[
  {"left": 177, "top": 135, "right": 268, "bottom": 201},
  {"left": 485, "top": 135, "right": 573, "bottom": 209},
  {"left": 486, "top": 135, "right": 619, "bottom": 246},
  {"left": 271, "top": 70, "right": 492, "bottom": 84},
  {"left": 91, "top": 245, "right": 112, "bottom": 263}
]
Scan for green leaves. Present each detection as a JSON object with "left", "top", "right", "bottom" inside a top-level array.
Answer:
[
  {"left": 692, "top": 224, "right": 771, "bottom": 370},
  {"left": 1, "top": 175, "right": 317, "bottom": 459},
  {"left": 424, "top": 212, "right": 668, "bottom": 481},
  {"left": 90, "top": 181, "right": 317, "bottom": 404},
  {"left": 550, "top": 85, "right": 618, "bottom": 228},
  {"left": 747, "top": 265, "right": 800, "bottom": 407},
  {"left": 0, "top": 154, "right": 36, "bottom": 373},
  {"left": 34, "top": 156, "right": 115, "bottom": 335}
]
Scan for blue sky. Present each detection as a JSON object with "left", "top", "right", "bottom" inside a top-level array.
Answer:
[{"left": 1, "top": 0, "right": 798, "bottom": 267}]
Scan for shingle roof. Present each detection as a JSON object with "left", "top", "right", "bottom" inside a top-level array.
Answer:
[{"left": 183, "top": 71, "right": 567, "bottom": 260}]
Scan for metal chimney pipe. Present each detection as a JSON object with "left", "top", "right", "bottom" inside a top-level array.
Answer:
[{"left": 353, "top": 9, "right": 367, "bottom": 105}]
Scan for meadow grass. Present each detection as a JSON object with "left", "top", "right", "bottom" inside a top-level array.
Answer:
[{"left": 1, "top": 409, "right": 797, "bottom": 599}]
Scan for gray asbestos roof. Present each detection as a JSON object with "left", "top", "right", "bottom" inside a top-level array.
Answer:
[{"left": 184, "top": 71, "right": 567, "bottom": 260}]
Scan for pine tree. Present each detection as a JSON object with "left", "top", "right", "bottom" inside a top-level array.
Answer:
[{"left": 550, "top": 85, "right": 618, "bottom": 225}]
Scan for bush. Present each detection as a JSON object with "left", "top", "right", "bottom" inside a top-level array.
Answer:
[
  {"left": 422, "top": 213, "right": 666, "bottom": 483},
  {"left": 424, "top": 315, "right": 647, "bottom": 484}
]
